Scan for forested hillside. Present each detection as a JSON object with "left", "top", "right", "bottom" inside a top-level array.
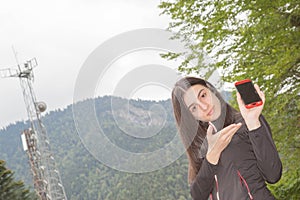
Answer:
[
  {"left": 0, "top": 96, "right": 193, "bottom": 199},
  {"left": 0, "top": 92, "right": 232, "bottom": 199}
]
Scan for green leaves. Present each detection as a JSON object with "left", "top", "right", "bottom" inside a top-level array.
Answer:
[
  {"left": 160, "top": 0, "right": 300, "bottom": 198},
  {"left": 0, "top": 160, "right": 37, "bottom": 200}
]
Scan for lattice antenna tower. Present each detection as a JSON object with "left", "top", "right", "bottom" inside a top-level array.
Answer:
[{"left": 0, "top": 50, "right": 67, "bottom": 200}]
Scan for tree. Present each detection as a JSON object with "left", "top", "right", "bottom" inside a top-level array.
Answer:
[
  {"left": 159, "top": 0, "right": 300, "bottom": 199},
  {"left": 0, "top": 160, "right": 37, "bottom": 200}
]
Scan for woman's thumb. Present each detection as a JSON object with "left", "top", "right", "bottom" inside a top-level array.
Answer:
[
  {"left": 207, "top": 124, "right": 214, "bottom": 138},
  {"left": 208, "top": 122, "right": 217, "bottom": 133}
]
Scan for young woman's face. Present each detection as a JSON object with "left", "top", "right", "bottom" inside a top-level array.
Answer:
[{"left": 183, "top": 84, "right": 221, "bottom": 122}]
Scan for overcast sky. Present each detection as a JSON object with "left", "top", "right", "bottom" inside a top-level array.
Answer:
[{"left": 0, "top": 0, "right": 176, "bottom": 128}]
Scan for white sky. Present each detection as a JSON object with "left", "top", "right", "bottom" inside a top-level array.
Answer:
[{"left": 0, "top": 0, "right": 174, "bottom": 128}]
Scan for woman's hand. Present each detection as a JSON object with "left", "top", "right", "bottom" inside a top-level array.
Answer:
[
  {"left": 206, "top": 123, "right": 242, "bottom": 165},
  {"left": 236, "top": 84, "right": 265, "bottom": 131}
]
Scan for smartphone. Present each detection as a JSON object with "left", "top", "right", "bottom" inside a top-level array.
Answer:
[{"left": 235, "top": 79, "right": 263, "bottom": 109}]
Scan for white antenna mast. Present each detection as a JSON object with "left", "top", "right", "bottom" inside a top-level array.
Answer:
[{"left": 0, "top": 52, "right": 67, "bottom": 200}]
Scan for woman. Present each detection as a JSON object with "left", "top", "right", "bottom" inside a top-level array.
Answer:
[{"left": 171, "top": 77, "right": 282, "bottom": 200}]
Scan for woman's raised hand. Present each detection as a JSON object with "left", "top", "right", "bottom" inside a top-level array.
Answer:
[{"left": 206, "top": 123, "right": 242, "bottom": 165}]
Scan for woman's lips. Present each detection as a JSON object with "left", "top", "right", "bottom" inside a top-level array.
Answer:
[{"left": 207, "top": 107, "right": 214, "bottom": 116}]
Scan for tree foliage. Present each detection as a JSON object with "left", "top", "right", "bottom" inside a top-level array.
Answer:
[
  {"left": 159, "top": 0, "right": 300, "bottom": 199},
  {"left": 0, "top": 160, "right": 37, "bottom": 200}
]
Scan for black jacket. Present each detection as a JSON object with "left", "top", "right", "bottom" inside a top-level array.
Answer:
[{"left": 190, "top": 115, "right": 282, "bottom": 200}]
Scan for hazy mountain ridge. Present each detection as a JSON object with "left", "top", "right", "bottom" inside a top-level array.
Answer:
[
  {"left": 0, "top": 96, "right": 189, "bottom": 199},
  {"left": 0, "top": 92, "right": 231, "bottom": 199}
]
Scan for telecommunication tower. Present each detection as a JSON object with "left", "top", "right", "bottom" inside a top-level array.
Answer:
[{"left": 0, "top": 57, "right": 67, "bottom": 200}]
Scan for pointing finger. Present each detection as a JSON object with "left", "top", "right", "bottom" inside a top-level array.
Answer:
[
  {"left": 221, "top": 123, "right": 241, "bottom": 133},
  {"left": 220, "top": 123, "right": 242, "bottom": 137}
]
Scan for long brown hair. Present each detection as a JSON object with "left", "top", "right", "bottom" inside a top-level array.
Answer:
[{"left": 171, "top": 77, "right": 239, "bottom": 183}]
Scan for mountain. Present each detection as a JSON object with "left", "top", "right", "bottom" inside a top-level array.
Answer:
[
  {"left": 0, "top": 96, "right": 189, "bottom": 199},
  {"left": 0, "top": 92, "right": 232, "bottom": 199}
]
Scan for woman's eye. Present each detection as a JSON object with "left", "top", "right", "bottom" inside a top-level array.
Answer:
[
  {"left": 201, "top": 92, "right": 207, "bottom": 98},
  {"left": 191, "top": 106, "right": 197, "bottom": 112}
]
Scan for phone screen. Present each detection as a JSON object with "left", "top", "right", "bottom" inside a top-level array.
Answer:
[{"left": 235, "top": 81, "right": 261, "bottom": 105}]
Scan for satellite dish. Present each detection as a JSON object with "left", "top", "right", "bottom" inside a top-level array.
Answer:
[{"left": 36, "top": 101, "right": 47, "bottom": 112}]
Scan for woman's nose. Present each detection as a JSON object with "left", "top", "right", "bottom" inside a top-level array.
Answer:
[{"left": 197, "top": 101, "right": 208, "bottom": 110}]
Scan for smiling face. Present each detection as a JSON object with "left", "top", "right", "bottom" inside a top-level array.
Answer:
[{"left": 183, "top": 84, "right": 221, "bottom": 122}]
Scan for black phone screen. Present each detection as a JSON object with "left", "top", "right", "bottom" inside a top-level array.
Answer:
[{"left": 235, "top": 81, "right": 261, "bottom": 105}]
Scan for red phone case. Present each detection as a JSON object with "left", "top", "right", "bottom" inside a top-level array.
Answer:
[{"left": 235, "top": 79, "right": 263, "bottom": 109}]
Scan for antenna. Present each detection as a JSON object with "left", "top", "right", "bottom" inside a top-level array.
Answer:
[
  {"left": 1, "top": 57, "right": 67, "bottom": 200},
  {"left": 12, "top": 45, "right": 22, "bottom": 72}
]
